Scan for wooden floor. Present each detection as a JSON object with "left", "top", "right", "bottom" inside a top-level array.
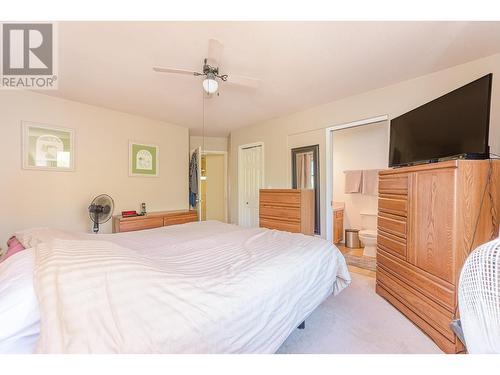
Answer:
[
  {"left": 337, "top": 243, "right": 376, "bottom": 277},
  {"left": 337, "top": 243, "right": 363, "bottom": 256}
]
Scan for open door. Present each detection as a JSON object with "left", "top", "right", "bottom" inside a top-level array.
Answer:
[{"left": 189, "top": 147, "right": 202, "bottom": 221}]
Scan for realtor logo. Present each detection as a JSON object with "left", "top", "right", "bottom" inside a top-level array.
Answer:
[{"left": 1, "top": 23, "right": 58, "bottom": 89}]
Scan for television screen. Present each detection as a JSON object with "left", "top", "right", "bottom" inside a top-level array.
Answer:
[{"left": 389, "top": 74, "right": 492, "bottom": 167}]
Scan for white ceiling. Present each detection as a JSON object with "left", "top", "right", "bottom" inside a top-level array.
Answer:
[{"left": 45, "top": 21, "right": 500, "bottom": 136}]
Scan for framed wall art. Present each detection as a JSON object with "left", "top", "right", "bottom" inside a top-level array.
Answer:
[
  {"left": 22, "top": 121, "right": 75, "bottom": 171},
  {"left": 129, "top": 141, "right": 159, "bottom": 177}
]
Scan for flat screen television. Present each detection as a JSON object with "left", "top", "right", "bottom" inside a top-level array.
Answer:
[{"left": 389, "top": 74, "right": 492, "bottom": 167}]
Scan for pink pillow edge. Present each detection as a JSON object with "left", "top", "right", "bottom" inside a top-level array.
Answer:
[{"left": 1, "top": 236, "right": 26, "bottom": 263}]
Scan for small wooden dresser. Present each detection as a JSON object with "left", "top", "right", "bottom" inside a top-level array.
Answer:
[
  {"left": 376, "top": 160, "right": 500, "bottom": 353},
  {"left": 113, "top": 210, "right": 198, "bottom": 233},
  {"left": 259, "top": 189, "right": 315, "bottom": 235}
]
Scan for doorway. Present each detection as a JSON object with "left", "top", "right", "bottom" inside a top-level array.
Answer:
[
  {"left": 238, "top": 142, "right": 264, "bottom": 227},
  {"left": 200, "top": 152, "right": 227, "bottom": 222},
  {"left": 325, "top": 115, "right": 389, "bottom": 273},
  {"left": 325, "top": 115, "right": 389, "bottom": 243}
]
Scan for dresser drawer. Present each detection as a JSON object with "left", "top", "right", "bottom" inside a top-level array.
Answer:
[
  {"left": 260, "top": 191, "right": 300, "bottom": 207},
  {"left": 379, "top": 196, "right": 407, "bottom": 217},
  {"left": 378, "top": 231, "right": 407, "bottom": 258},
  {"left": 334, "top": 210, "right": 344, "bottom": 219},
  {"left": 260, "top": 205, "right": 301, "bottom": 221},
  {"left": 260, "top": 218, "right": 301, "bottom": 233},
  {"left": 379, "top": 176, "right": 408, "bottom": 195},
  {"left": 119, "top": 217, "right": 164, "bottom": 232},
  {"left": 164, "top": 213, "right": 198, "bottom": 226},
  {"left": 378, "top": 214, "right": 407, "bottom": 239},
  {"left": 377, "top": 250, "right": 455, "bottom": 311},
  {"left": 377, "top": 267, "right": 456, "bottom": 343},
  {"left": 376, "top": 284, "right": 457, "bottom": 353}
]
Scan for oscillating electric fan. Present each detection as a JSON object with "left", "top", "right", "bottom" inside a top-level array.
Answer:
[
  {"left": 458, "top": 237, "right": 500, "bottom": 353},
  {"left": 88, "top": 194, "right": 114, "bottom": 233}
]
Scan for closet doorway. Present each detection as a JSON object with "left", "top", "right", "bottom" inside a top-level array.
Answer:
[{"left": 200, "top": 151, "right": 228, "bottom": 222}]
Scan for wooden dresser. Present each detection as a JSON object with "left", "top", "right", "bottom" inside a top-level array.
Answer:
[
  {"left": 376, "top": 160, "right": 500, "bottom": 353},
  {"left": 259, "top": 189, "right": 315, "bottom": 235},
  {"left": 113, "top": 210, "right": 198, "bottom": 233}
]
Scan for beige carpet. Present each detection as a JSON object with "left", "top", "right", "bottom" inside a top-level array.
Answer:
[{"left": 277, "top": 272, "right": 443, "bottom": 354}]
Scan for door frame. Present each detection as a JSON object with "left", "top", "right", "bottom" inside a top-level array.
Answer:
[
  {"left": 201, "top": 150, "right": 228, "bottom": 223},
  {"left": 324, "top": 115, "right": 389, "bottom": 242},
  {"left": 238, "top": 142, "right": 265, "bottom": 226}
]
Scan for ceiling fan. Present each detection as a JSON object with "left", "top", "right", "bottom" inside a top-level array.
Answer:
[{"left": 153, "top": 39, "right": 261, "bottom": 95}]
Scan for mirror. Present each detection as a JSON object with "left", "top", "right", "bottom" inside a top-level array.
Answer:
[{"left": 291, "top": 145, "right": 320, "bottom": 234}]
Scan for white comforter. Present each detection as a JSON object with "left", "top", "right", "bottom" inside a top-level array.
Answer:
[{"left": 10, "top": 221, "right": 350, "bottom": 353}]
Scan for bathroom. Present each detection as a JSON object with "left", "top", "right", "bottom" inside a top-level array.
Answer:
[{"left": 331, "top": 119, "right": 389, "bottom": 272}]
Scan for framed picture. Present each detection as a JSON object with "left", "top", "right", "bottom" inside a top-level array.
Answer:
[
  {"left": 22, "top": 122, "right": 75, "bottom": 171},
  {"left": 129, "top": 141, "right": 159, "bottom": 177}
]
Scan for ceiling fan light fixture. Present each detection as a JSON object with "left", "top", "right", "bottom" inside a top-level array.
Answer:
[{"left": 202, "top": 73, "right": 218, "bottom": 94}]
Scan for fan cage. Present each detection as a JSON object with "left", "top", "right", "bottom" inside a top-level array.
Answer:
[
  {"left": 89, "top": 194, "right": 114, "bottom": 224},
  {"left": 458, "top": 237, "right": 500, "bottom": 353}
]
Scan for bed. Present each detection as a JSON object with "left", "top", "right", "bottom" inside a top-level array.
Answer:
[{"left": 0, "top": 220, "right": 350, "bottom": 353}]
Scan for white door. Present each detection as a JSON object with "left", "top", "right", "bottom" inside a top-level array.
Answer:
[
  {"left": 190, "top": 147, "right": 202, "bottom": 221},
  {"left": 238, "top": 144, "right": 263, "bottom": 227}
]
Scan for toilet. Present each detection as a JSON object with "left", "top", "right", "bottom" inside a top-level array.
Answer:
[{"left": 358, "top": 213, "right": 378, "bottom": 257}]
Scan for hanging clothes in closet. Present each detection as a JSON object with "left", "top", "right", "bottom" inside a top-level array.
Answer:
[{"left": 189, "top": 151, "right": 199, "bottom": 208}]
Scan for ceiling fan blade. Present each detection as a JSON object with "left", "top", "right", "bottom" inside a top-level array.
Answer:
[
  {"left": 226, "top": 74, "right": 261, "bottom": 89},
  {"left": 207, "top": 38, "right": 223, "bottom": 65},
  {"left": 153, "top": 67, "right": 200, "bottom": 76}
]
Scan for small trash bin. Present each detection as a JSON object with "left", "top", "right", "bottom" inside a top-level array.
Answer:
[{"left": 345, "top": 229, "right": 360, "bottom": 248}]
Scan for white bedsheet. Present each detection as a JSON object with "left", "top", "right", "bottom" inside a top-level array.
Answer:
[
  {"left": 4, "top": 221, "right": 350, "bottom": 353},
  {"left": 0, "top": 249, "right": 40, "bottom": 353}
]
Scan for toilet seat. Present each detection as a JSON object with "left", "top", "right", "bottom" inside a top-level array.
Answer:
[{"left": 359, "top": 229, "right": 377, "bottom": 238}]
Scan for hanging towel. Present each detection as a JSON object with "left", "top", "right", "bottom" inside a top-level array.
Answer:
[
  {"left": 362, "top": 169, "right": 381, "bottom": 196},
  {"left": 344, "top": 170, "right": 363, "bottom": 193},
  {"left": 189, "top": 151, "right": 198, "bottom": 208}
]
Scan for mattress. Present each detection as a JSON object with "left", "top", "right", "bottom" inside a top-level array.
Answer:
[{"left": 2, "top": 221, "right": 350, "bottom": 353}]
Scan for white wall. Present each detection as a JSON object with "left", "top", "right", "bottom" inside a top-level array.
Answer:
[
  {"left": 229, "top": 53, "right": 500, "bottom": 237},
  {"left": 0, "top": 90, "right": 189, "bottom": 246},
  {"left": 332, "top": 122, "right": 389, "bottom": 233},
  {"left": 190, "top": 135, "right": 228, "bottom": 152}
]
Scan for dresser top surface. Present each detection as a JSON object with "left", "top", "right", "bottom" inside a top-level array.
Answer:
[
  {"left": 114, "top": 209, "right": 197, "bottom": 221},
  {"left": 260, "top": 188, "right": 314, "bottom": 193},
  {"left": 380, "top": 159, "right": 499, "bottom": 176}
]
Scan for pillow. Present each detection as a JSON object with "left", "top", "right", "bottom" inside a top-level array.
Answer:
[
  {"left": 0, "top": 248, "right": 40, "bottom": 353},
  {"left": 14, "top": 227, "right": 50, "bottom": 248},
  {"left": 14, "top": 227, "right": 81, "bottom": 249},
  {"left": 0, "top": 236, "right": 26, "bottom": 263}
]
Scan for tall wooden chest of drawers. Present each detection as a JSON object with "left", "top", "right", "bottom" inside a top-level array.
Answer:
[
  {"left": 259, "top": 189, "right": 315, "bottom": 235},
  {"left": 376, "top": 160, "right": 500, "bottom": 353}
]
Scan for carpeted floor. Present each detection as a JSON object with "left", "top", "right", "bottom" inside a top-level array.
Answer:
[{"left": 277, "top": 272, "right": 443, "bottom": 354}]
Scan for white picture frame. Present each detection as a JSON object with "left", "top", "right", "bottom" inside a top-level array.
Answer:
[{"left": 22, "top": 121, "right": 75, "bottom": 171}]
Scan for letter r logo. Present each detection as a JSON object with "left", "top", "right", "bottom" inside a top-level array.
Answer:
[{"left": 2, "top": 23, "right": 53, "bottom": 75}]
